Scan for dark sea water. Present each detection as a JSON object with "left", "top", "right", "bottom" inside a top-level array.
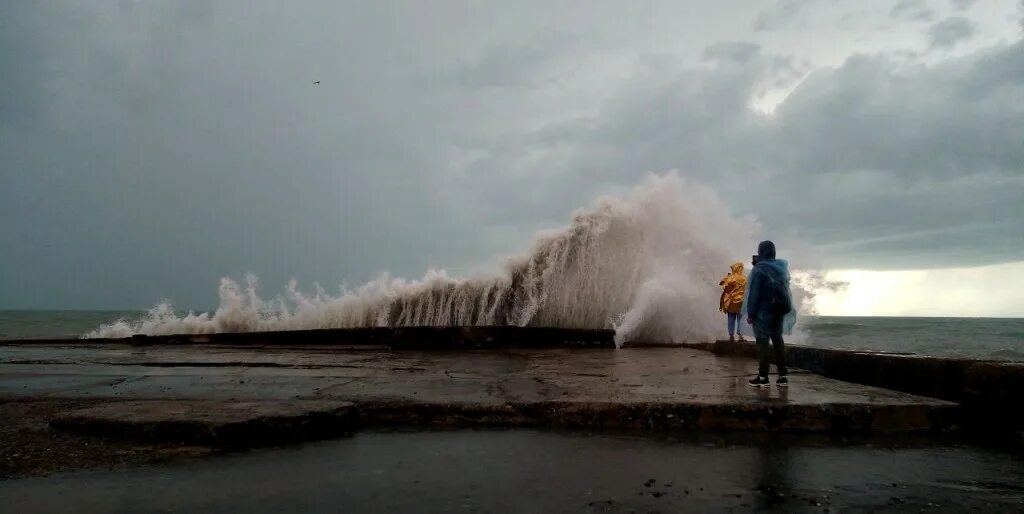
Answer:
[
  {"left": 800, "top": 316, "right": 1024, "bottom": 361},
  {"left": 0, "top": 310, "right": 141, "bottom": 340},
  {"left": 0, "top": 311, "right": 1021, "bottom": 361}
]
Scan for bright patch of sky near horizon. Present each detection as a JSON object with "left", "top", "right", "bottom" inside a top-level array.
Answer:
[
  {"left": 2, "top": 0, "right": 1023, "bottom": 317},
  {"left": 815, "top": 262, "right": 1024, "bottom": 318}
]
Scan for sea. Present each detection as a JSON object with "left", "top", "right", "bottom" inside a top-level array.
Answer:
[{"left": 0, "top": 310, "right": 1021, "bottom": 362}]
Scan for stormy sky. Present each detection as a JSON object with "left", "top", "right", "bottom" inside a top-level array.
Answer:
[{"left": 2, "top": 0, "right": 1023, "bottom": 314}]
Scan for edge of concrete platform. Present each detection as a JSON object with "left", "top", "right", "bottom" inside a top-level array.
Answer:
[
  {"left": 50, "top": 401, "right": 359, "bottom": 448},
  {"left": 353, "top": 399, "right": 958, "bottom": 434},
  {"left": 705, "top": 340, "right": 1024, "bottom": 430},
  {"left": 48, "top": 396, "right": 960, "bottom": 450}
]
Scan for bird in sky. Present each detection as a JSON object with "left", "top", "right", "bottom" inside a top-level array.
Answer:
[{"left": 313, "top": 80, "right": 320, "bottom": 85}]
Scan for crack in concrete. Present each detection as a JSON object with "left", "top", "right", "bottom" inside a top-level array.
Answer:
[{"left": 311, "top": 378, "right": 365, "bottom": 398}]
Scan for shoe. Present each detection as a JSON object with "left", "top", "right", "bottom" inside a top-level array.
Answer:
[
  {"left": 747, "top": 376, "right": 769, "bottom": 388},
  {"left": 729, "top": 336, "right": 735, "bottom": 342},
  {"left": 776, "top": 376, "right": 788, "bottom": 387},
  {"left": 738, "top": 336, "right": 746, "bottom": 342}
]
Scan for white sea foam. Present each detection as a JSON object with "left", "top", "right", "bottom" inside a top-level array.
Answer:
[{"left": 86, "top": 172, "right": 819, "bottom": 344}]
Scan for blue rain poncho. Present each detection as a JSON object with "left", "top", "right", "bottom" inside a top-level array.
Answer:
[{"left": 741, "top": 258, "right": 797, "bottom": 336}]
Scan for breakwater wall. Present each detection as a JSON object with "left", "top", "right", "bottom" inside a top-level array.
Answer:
[{"left": 3, "top": 326, "right": 616, "bottom": 349}]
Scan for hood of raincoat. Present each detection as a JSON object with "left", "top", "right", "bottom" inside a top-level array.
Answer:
[{"left": 729, "top": 262, "right": 744, "bottom": 274}]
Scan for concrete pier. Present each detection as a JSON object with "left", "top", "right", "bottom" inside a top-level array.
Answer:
[
  {"left": 2, "top": 341, "right": 954, "bottom": 436},
  {"left": 6, "top": 328, "right": 1015, "bottom": 481}
]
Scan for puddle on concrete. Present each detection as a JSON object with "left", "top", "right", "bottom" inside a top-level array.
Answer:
[{"left": 3, "top": 429, "right": 1023, "bottom": 512}]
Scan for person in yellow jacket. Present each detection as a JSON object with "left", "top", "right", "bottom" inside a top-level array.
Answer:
[{"left": 719, "top": 262, "right": 747, "bottom": 342}]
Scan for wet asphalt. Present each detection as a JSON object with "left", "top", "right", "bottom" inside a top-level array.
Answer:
[{"left": 3, "top": 429, "right": 1023, "bottom": 513}]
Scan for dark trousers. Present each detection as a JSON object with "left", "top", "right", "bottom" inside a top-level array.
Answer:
[{"left": 754, "top": 317, "right": 787, "bottom": 377}]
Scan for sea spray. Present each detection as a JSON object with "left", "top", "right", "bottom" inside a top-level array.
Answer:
[{"left": 87, "top": 172, "right": 816, "bottom": 344}]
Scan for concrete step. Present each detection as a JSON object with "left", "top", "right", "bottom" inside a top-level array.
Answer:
[{"left": 52, "top": 400, "right": 357, "bottom": 447}]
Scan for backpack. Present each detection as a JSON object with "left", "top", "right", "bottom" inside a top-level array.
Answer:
[{"left": 764, "top": 274, "right": 792, "bottom": 316}]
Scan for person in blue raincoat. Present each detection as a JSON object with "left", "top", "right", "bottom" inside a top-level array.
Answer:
[{"left": 741, "top": 240, "right": 797, "bottom": 388}]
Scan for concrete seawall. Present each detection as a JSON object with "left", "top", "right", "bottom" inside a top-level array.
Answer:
[{"left": 8, "top": 326, "right": 616, "bottom": 349}]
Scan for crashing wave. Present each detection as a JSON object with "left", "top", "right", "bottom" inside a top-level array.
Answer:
[{"left": 86, "top": 172, "right": 808, "bottom": 345}]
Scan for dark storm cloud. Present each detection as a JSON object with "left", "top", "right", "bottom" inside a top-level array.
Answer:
[
  {"left": 0, "top": 4, "right": 76, "bottom": 127},
  {"left": 702, "top": 41, "right": 763, "bottom": 62},
  {"left": 0, "top": 1, "right": 482, "bottom": 308},
  {"left": 950, "top": 0, "right": 971, "bottom": 11},
  {"left": 444, "top": 32, "right": 583, "bottom": 88},
  {"left": 752, "top": 0, "right": 811, "bottom": 31},
  {"left": 449, "top": 39, "right": 1024, "bottom": 270},
  {"left": 927, "top": 16, "right": 976, "bottom": 48},
  {"left": 890, "top": 0, "right": 936, "bottom": 22},
  {"left": 1, "top": 1, "right": 1022, "bottom": 309}
]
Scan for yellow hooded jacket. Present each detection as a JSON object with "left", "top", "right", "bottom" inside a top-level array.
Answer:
[{"left": 719, "top": 262, "right": 747, "bottom": 314}]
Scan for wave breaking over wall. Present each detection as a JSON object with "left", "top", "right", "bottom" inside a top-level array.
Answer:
[{"left": 87, "top": 173, "right": 799, "bottom": 345}]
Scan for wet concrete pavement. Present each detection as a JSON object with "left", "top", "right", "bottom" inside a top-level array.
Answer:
[
  {"left": 2, "top": 343, "right": 1020, "bottom": 510},
  {"left": 0, "top": 343, "right": 949, "bottom": 406},
  {"left": 0, "top": 344, "right": 955, "bottom": 432},
  {"left": 3, "top": 429, "right": 1023, "bottom": 513}
]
